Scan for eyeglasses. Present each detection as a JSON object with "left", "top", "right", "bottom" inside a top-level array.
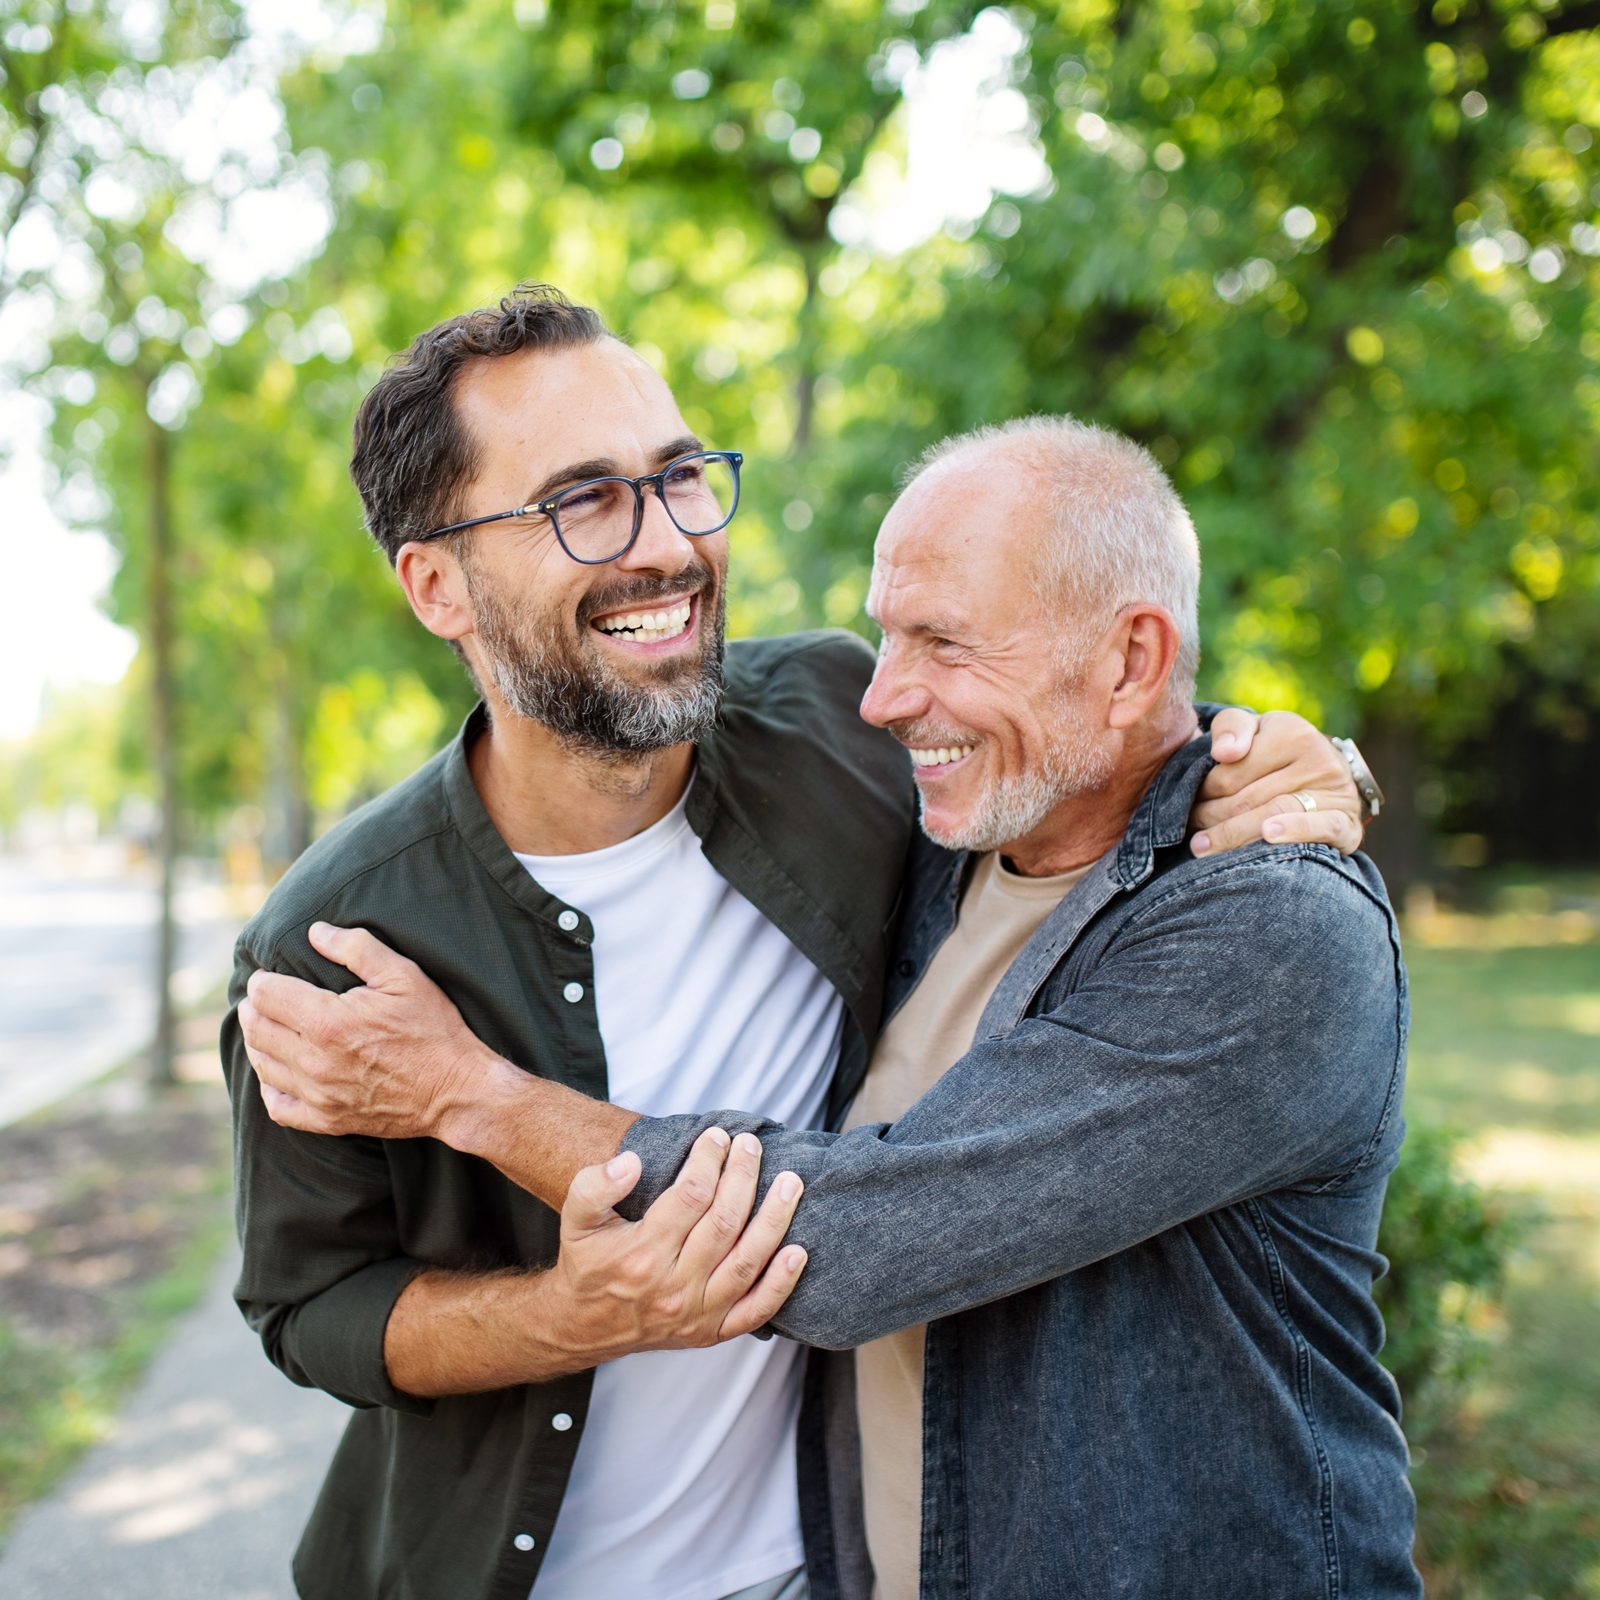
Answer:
[{"left": 416, "top": 449, "right": 744, "bottom": 565}]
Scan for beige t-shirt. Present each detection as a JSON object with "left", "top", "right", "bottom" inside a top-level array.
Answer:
[{"left": 843, "top": 851, "right": 1090, "bottom": 1600}]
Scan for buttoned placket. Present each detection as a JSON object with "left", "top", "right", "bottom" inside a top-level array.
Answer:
[{"left": 498, "top": 898, "right": 602, "bottom": 1590}]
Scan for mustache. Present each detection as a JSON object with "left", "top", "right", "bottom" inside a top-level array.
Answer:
[
  {"left": 577, "top": 559, "right": 716, "bottom": 626},
  {"left": 886, "top": 719, "right": 979, "bottom": 749}
]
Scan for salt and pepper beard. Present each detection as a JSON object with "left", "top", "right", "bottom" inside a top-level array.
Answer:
[
  {"left": 461, "top": 549, "right": 726, "bottom": 758},
  {"left": 895, "top": 692, "right": 1116, "bottom": 856}
]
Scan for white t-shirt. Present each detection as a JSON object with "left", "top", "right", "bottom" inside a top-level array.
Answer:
[{"left": 516, "top": 783, "right": 842, "bottom": 1600}]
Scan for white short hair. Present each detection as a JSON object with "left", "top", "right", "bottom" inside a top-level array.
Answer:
[{"left": 906, "top": 415, "right": 1201, "bottom": 702}]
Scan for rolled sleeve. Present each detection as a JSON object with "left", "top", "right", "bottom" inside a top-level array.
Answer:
[
  {"left": 627, "top": 848, "right": 1404, "bottom": 1351},
  {"left": 222, "top": 942, "right": 434, "bottom": 1415}
]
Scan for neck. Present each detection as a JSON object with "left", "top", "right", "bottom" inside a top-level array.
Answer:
[
  {"left": 1002, "top": 702, "right": 1199, "bottom": 877},
  {"left": 468, "top": 699, "right": 695, "bottom": 856}
]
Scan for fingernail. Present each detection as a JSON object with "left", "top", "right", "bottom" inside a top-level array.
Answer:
[
  {"left": 309, "top": 921, "right": 331, "bottom": 941},
  {"left": 1192, "top": 833, "right": 1211, "bottom": 855},
  {"left": 777, "top": 1173, "right": 801, "bottom": 1201},
  {"left": 706, "top": 1126, "right": 731, "bottom": 1148},
  {"left": 1264, "top": 819, "right": 1284, "bottom": 839},
  {"left": 784, "top": 1247, "right": 807, "bottom": 1272},
  {"left": 735, "top": 1132, "right": 762, "bottom": 1157},
  {"left": 606, "top": 1154, "right": 632, "bottom": 1179}
]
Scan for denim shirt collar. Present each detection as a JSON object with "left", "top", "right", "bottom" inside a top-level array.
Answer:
[
  {"left": 1114, "top": 731, "right": 1216, "bottom": 889},
  {"left": 895, "top": 734, "right": 1215, "bottom": 1043}
]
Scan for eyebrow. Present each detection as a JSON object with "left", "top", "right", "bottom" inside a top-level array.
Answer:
[
  {"left": 889, "top": 617, "right": 969, "bottom": 642},
  {"left": 520, "top": 435, "right": 705, "bottom": 506}
]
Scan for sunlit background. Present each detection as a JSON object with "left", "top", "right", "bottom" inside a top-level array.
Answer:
[{"left": 1, "top": 2, "right": 1597, "bottom": 1595}]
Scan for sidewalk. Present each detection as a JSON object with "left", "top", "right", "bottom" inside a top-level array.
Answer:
[{"left": 0, "top": 1243, "right": 348, "bottom": 1600}]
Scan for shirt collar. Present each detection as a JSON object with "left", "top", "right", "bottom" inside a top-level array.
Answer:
[{"left": 1113, "top": 734, "right": 1215, "bottom": 889}]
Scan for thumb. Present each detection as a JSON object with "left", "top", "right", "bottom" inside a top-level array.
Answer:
[
  {"left": 561, "top": 1152, "right": 642, "bottom": 1240},
  {"left": 308, "top": 922, "right": 413, "bottom": 991},
  {"left": 1209, "top": 706, "right": 1259, "bottom": 763}
]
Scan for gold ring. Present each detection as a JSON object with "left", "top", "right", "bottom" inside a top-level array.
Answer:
[{"left": 1293, "top": 790, "right": 1318, "bottom": 813}]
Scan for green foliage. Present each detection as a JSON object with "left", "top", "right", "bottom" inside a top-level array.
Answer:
[
  {"left": 8, "top": 0, "right": 1599, "bottom": 853},
  {"left": 1375, "top": 1118, "right": 1526, "bottom": 1419}
]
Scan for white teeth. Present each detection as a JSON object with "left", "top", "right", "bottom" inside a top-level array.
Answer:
[
  {"left": 594, "top": 601, "right": 693, "bottom": 639},
  {"left": 908, "top": 744, "right": 976, "bottom": 768}
]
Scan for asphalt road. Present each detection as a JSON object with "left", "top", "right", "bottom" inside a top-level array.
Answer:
[{"left": 0, "top": 853, "right": 246, "bottom": 1126}]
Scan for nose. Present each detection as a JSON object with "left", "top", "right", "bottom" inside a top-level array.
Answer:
[
  {"left": 615, "top": 482, "right": 696, "bottom": 573},
  {"left": 859, "top": 642, "right": 927, "bottom": 730}
]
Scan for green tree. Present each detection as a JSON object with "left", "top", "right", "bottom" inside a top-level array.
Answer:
[
  {"left": 820, "top": 0, "right": 1600, "bottom": 889},
  {"left": 9, "top": 0, "right": 246, "bottom": 1083}
]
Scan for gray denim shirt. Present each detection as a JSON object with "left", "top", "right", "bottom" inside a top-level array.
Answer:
[{"left": 622, "top": 735, "right": 1423, "bottom": 1599}]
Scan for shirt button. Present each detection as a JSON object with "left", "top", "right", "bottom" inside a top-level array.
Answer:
[
  {"left": 897, "top": 959, "right": 916, "bottom": 978},
  {"left": 513, "top": 1533, "right": 536, "bottom": 1552},
  {"left": 562, "top": 981, "right": 584, "bottom": 1004},
  {"left": 557, "top": 909, "right": 580, "bottom": 932},
  {"left": 552, "top": 1412, "right": 573, "bottom": 1431}
]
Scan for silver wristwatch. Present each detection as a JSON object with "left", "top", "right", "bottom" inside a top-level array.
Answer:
[{"left": 1331, "top": 736, "right": 1385, "bottom": 821}]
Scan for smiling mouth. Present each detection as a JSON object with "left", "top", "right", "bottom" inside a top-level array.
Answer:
[
  {"left": 589, "top": 595, "right": 696, "bottom": 646},
  {"left": 907, "top": 743, "right": 977, "bottom": 770}
]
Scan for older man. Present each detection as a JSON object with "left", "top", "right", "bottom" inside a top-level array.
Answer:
[{"left": 231, "top": 286, "right": 1379, "bottom": 1600}]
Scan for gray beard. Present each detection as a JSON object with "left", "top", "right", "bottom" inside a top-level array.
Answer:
[
  {"left": 466, "top": 565, "right": 726, "bottom": 758},
  {"left": 915, "top": 726, "right": 1114, "bottom": 855}
]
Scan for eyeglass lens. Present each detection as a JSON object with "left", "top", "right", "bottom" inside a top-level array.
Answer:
[{"left": 553, "top": 454, "right": 737, "bottom": 561}]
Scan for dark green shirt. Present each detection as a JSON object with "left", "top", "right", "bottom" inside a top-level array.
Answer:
[{"left": 220, "top": 631, "right": 914, "bottom": 1600}]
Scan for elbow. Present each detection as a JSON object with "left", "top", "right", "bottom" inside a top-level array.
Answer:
[
  {"left": 765, "top": 1273, "right": 891, "bottom": 1352},
  {"left": 240, "top": 1297, "right": 315, "bottom": 1391}
]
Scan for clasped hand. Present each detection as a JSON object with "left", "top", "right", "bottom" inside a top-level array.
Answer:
[{"left": 552, "top": 1128, "right": 808, "bottom": 1357}]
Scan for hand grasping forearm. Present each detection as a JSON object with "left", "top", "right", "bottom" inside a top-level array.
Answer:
[
  {"left": 239, "top": 921, "right": 636, "bottom": 1206},
  {"left": 383, "top": 1129, "right": 808, "bottom": 1397}
]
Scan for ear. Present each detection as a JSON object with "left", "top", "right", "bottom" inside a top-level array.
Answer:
[
  {"left": 396, "top": 540, "right": 474, "bottom": 644},
  {"left": 1106, "top": 604, "right": 1180, "bottom": 730}
]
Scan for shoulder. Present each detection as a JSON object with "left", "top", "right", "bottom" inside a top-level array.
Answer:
[
  {"left": 725, "top": 628, "right": 875, "bottom": 702},
  {"left": 1112, "top": 840, "right": 1404, "bottom": 1010},
  {"left": 720, "top": 630, "right": 904, "bottom": 794},
  {"left": 237, "top": 740, "right": 457, "bottom": 967},
  {"left": 1139, "top": 838, "right": 1396, "bottom": 930}
]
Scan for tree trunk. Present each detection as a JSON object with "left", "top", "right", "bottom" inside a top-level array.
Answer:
[
  {"left": 146, "top": 405, "right": 179, "bottom": 1089},
  {"left": 267, "top": 588, "right": 313, "bottom": 870},
  {"left": 792, "top": 245, "right": 822, "bottom": 457}
]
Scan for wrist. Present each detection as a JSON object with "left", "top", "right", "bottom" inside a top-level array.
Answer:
[{"left": 432, "top": 1047, "right": 530, "bottom": 1157}]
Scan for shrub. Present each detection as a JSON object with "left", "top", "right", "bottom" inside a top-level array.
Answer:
[{"left": 1375, "top": 1118, "right": 1526, "bottom": 1427}]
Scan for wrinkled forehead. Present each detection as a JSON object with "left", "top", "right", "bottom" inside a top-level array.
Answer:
[
  {"left": 453, "top": 338, "right": 691, "bottom": 483},
  {"left": 869, "top": 459, "right": 1048, "bottom": 629}
]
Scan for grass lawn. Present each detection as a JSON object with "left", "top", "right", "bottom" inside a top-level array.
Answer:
[{"left": 1401, "top": 873, "right": 1600, "bottom": 1598}]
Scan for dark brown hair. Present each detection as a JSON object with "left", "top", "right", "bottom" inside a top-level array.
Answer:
[{"left": 350, "top": 282, "right": 609, "bottom": 564}]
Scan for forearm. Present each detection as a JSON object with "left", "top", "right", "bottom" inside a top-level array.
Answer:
[
  {"left": 435, "top": 1051, "right": 639, "bottom": 1207},
  {"left": 382, "top": 1265, "right": 594, "bottom": 1397},
  {"left": 621, "top": 857, "right": 1400, "bottom": 1349}
]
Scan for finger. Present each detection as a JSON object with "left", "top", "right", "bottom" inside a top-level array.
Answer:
[
  {"left": 1192, "top": 746, "right": 1350, "bottom": 826},
  {"left": 1195, "top": 791, "right": 1357, "bottom": 856},
  {"left": 1207, "top": 707, "right": 1259, "bottom": 764},
  {"left": 238, "top": 1000, "right": 314, "bottom": 1071},
  {"left": 246, "top": 967, "right": 339, "bottom": 1033},
  {"left": 307, "top": 922, "right": 418, "bottom": 992},
  {"left": 717, "top": 1244, "right": 809, "bottom": 1341},
  {"left": 679, "top": 1131, "right": 763, "bottom": 1280},
  {"left": 246, "top": 1041, "right": 296, "bottom": 1092},
  {"left": 641, "top": 1127, "right": 732, "bottom": 1248},
  {"left": 707, "top": 1168, "right": 805, "bottom": 1308},
  {"left": 1199, "top": 713, "right": 1347, "bottom": 805},
  {"left": 560, "top": 1151, "right": 642, "bottom": 1241},
  {"left": 258, "top": 1079, "right": 322, "bottom": 1133},
  {"left": 1263, "top": 807, "right": 1364, "bottom": 856}
]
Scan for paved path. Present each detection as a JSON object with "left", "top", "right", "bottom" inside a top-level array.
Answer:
[
  {"left": 0, "top": 1244, "right": 348, "bottom": 1600},
  {"left": 0, "top": 855, "right": 244, "bottom": 1126}
]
